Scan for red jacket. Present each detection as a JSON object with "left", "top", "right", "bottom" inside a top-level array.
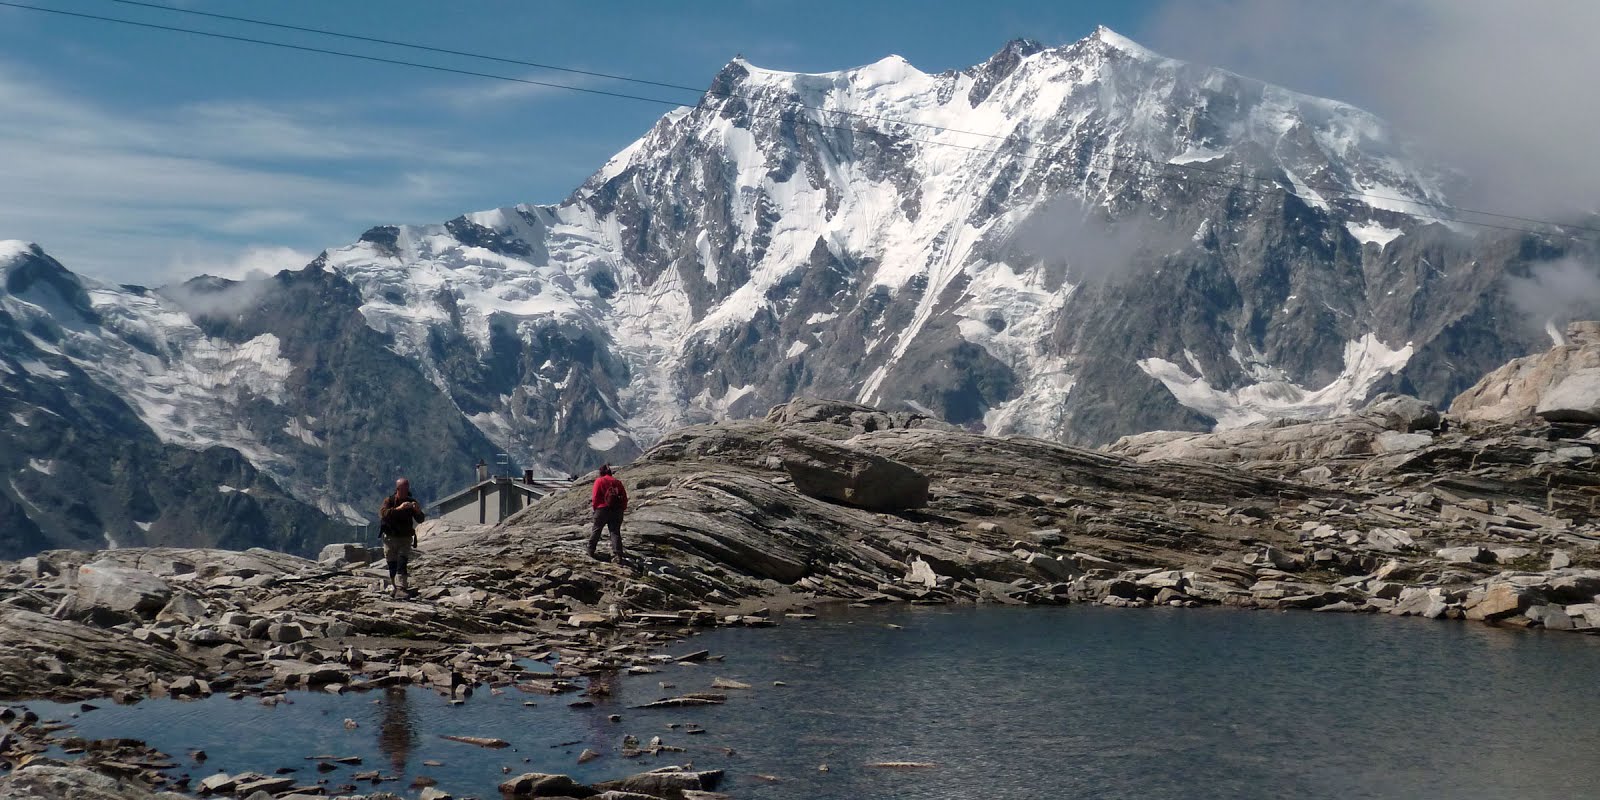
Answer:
[{"left": 591, "top": 474, "right": 627, "bottom": 512}]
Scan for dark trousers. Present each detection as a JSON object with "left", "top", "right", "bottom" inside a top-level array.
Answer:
[{"left": 587, "top": 507, "right": 624, "bottom": 557}]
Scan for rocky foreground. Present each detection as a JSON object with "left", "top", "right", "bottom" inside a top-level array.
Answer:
[{"left": 5, "top": 367, "right": 1600, "bottom": 796}]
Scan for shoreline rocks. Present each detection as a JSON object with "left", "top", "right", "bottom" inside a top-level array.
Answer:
[{"left": 1, "top": 397, "right": 1599, "bottom": 796}]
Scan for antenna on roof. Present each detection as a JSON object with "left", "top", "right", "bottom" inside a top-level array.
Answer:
[{"left": 496, "top": 452, "right": 510, "bottom": 478}]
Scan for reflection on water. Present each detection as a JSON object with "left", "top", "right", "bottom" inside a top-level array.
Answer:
[
  {"left": 377, "top": 688, "right": 415, "bottom": 774},
  {"left": 22, "top": 606, "right": 1600, "bottom": 800}
]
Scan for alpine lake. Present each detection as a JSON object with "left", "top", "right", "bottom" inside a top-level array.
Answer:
[{"left": 22, "top": 604, "right": 1600, "bottom": 799}]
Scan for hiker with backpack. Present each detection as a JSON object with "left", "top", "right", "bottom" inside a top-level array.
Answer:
[
  {"left": 586, "top": 464, "right": 630, "bottom": 564},
  {"left": 379, "top": 477, "right": 426, "bottom": 598}
]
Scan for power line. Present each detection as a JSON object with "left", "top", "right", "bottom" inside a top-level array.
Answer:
[
  {"left": 102, "top": 0, "right": 716, "bottom": 96},
  {"left": 5, "top": 0, "right": 1595, "bottom": 241},
  {"left": 94, "top": 0, "right": 1600, "bottom": 237},
  {"left": 1, "top": 1, "right": 691, "bottom": 108}
]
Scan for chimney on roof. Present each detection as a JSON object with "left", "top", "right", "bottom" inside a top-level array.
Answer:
[
  {"left": 523, "top": 469, "right": 534, "bottom": 485},
  {"left": 476, "top": 459, "right": 489, "bottom": 483}
]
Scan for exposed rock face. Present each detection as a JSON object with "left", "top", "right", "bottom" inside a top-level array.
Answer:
[
  {"left": 1536, "top": 370, "right": 1600, "bottom": 423},
  {"left": 1452, "top": 322, "right": 1600, "bottom": 423},
  {"left": 1106, "top": 394, "right": 1442, "bottom": 465},
  {"left": 73, "top": 563, "right": 172, "bottom": 619},
  {"left": 0, "top": 610, "right": 198, "bottom": 700},
  {"left": 1, "top": 395, "right": 1598, "bottom": 710},
  {"left": 0, "top": 764, "right": 176, "bottom": 800},
  {"left": 778, "top": 431, "right": 929, "bottom": 511}
]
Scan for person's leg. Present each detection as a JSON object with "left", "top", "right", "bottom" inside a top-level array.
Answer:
[
  {"left": 607, "top": 512, "right": 624, "bottom": 560},
  {"left": 587, "top": 510, "right": 606, "bottom": 558},
  {"left": 383, "top": 537, "right": 400, "bottom": 590},
  {"left": 395, "top": 539, "right": 412, "bottom": 594}
]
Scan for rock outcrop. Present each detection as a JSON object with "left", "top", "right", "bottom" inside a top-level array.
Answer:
[
  {"left": 778, "top": 431, "right": 930, "bottom": 511},
  {"left": 0, "top": 763, "right": 176, "bottom": 800},
  {"left": 1452, "top": 321, "right": 1600, "bottom": 424},
  {"left": 1106, "top": 393, "right": 1443, "bottom": 465},
  {"left": 1, "top": 397, "right": 1597, "bottom": 715}
]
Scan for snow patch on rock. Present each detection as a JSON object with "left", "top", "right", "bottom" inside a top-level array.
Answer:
[
  {"left": 1139, "top": 334, "right": 1414, "bottom": 429},
  {"left": 1346, "top": 222, "right": 1404, "bottom": 248},
  {"left": 586, "top": 428, "right": 623, "bottom": 451}
]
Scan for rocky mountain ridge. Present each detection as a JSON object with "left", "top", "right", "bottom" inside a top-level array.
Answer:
[{"left": 4, "top": 28, "right": 1595, "bottom": 554}]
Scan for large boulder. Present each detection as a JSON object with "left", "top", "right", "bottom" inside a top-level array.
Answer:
[
  {"left": 593, "top": 767, "right": 723, "bottom": 799},
  {"left": 1535, "top": 368, "right": 1600, "bottom": 423},
  {"left": 778, "top": 432, "right": 928, "bottom": 511},
  {"left": 0, "top": 763, "right": 175, "bottom": 800},
  {"left": 318, "top": 542, "right": 379, "bottom": 565},
  {"left": 1452, "top": 323, "right": 1600, "bottom": 423},
  {"left": 74, "top": 562, "right": 172, "bottom": 619},
  {"left": 1464, "top": 583, "right": 1530, "bottom": 622},
  {"left": 497, "top": 772, "right": 591, "bottom": 797},
  {"left": 1361, "top": 393, "right": 1441, "bottom": 432}
]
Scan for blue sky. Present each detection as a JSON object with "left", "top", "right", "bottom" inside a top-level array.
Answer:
[
  {"left": 0, "top": 1, "right": 1594, "bottom": 283},
  {"left": 0, "top": 0, "right": 1159, "bottom": 282}
]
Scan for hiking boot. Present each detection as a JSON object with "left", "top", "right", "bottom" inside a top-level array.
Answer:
[{"left": 391, "top": 586, "right": 405, "bottom": 600}]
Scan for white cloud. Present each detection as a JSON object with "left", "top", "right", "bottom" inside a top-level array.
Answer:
[
  {"left": 164, "top": 244, "right": 315, "bottom": 283},
  {"left": 216, "top": 209, "right": 314, "bottom": 235},
  {"left": 1507, "top": 258, "right": 1600, "bottom": 336},
  {"left": 1143, "top": 0, "right": 1600, "bottom": 221},
  {"left": 426, "top": 70, "right": 614, "bottom": 111},
  {"left": 0, "top": 61, "right": 490, "bottom": 284}
]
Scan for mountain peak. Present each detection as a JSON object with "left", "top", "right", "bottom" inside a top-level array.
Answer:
[
  {"left": 1089, "top": 25, "right": 1160, "bottom": 59},
  {"left": 990, "top": 37, "right": 1047, "bottom": 62},
  {"left": 0, "top": 240, "right": 40, "bottom": 268}
]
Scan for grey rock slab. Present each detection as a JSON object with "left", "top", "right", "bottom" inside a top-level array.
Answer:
[
  {"left": 0, "top": 763, "right": 173, "bottom": 800},
  {"left": 156, "top": 592, "right": 206, "bottom": 623},
  {"left": 1465, "top": 584, "right": 1530, "bottom": 621},
  {"left": 1527, "top": 605, "right": 1576, "bottom": 630},
  {"left": 1436, "top": 546, "right": 1492, "bottom": 564},
  {"left": 1563, "top": 603, "right": 1600, "bottom": 628},
  {"left": 498, "top": 771, "right": 589, "bottom": 797},
  {"left": 779, "top": 431, "right": 929, "bottom": 511},
  {"left": 74, "top": 562, "right": 172, "bottom": 618},
  {"left": 593, "top": 766, "right": 724, "bottom": 797},
  {"left": 1535, "top": 368, "right": 1600, "bottom": 423}
]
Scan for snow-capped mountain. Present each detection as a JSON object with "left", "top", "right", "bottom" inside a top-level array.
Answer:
[
  {"left": 0, "top": 244, "right": 358, "bottom": 555},
  {"left": 2, "top": 28, "right": 1587, "bottom": 555},
  {"left": 325, "top": 27, "right": 1555, "bottom": 451}
]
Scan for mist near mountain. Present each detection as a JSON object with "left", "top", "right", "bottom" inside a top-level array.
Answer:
[{"left": 1145, "top": 0, "right": 1600, "bottom": 219}]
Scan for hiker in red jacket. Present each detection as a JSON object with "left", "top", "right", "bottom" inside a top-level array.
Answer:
[{"left": 586, "top": 464, "right": 629, "bottom": 563}]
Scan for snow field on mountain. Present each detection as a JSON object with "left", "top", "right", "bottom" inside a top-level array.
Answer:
[
  {"left": 5, "top": 27, "right": 1488, "bottom": 513},
  {"left": 1138, "top": 334, "right": 1414, "bottom": 429}
]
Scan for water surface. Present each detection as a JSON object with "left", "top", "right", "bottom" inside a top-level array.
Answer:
[{"left": 28, "top": 606, "right": 1600, "bottom": 799}]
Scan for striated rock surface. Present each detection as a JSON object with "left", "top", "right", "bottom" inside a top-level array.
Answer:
[
  {"left": 0, "top": 763, "right": 178, "bottom": 800},
  {"left": 1106, "top": 393, "right": 1443, "bottom": 465},
  {"left": 1, "top": 397, "right": 1597, "bottom": 711}
]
